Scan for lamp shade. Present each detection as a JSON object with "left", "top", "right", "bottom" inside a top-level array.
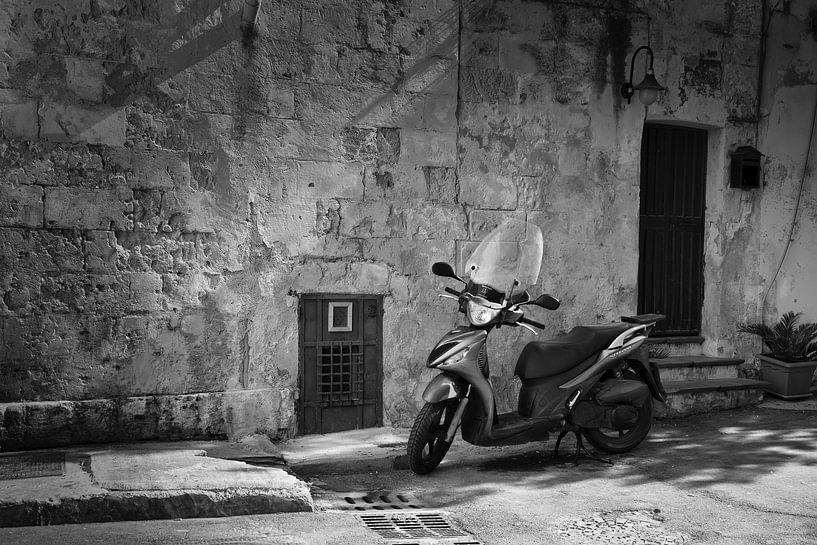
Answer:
[{"left": 635, "top": 69, "right": 665, "bottom": 106}]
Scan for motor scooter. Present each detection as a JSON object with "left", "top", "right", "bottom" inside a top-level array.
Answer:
[{"left": 407, "top": 219, "right": 667, "bottom": 474}]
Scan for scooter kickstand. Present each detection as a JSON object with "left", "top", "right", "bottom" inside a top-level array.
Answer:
[{"left": 554, "top": 429, "right": 613, "bottom": 466}]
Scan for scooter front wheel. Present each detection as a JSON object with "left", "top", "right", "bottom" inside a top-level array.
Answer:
[{"left": 407, "top": 400, "right": 457, "bottom": 475}]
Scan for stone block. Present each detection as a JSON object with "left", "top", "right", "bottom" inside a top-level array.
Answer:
[
  {"left": 460, "top": 65, "right": 519, "bottom": 104},
  {"left": 361, "top": 238, "right": 455, "bottom": 276},
  {"left": 469, "top": 209, "right": 526, "bottom": 240},
  {"left": 0, "top": 98, "right": 39, "bottom": 139},
  {"left": 518, "top": 175, "right": 556, "bottom": 211},
  {"left": 418, "top": 93, "right": 457, "bottom": 131},
  {"left": 294, "top": 81, "right": 397, "bottom": 128},
  {"left": 186, "top": 73, "right": 294, "bottom": 118},
  {"left": 290, "top": 260, "right": 390, "bottom": 294},
  {"left": 140, "top": 189, "right": 217, "bottom": 234},
  {"left": 337, "top": 50, "right": 402, "bottom": 86},
  {"left": 283, "top": 160, "right": 365, "bottom": 200},
  {"left": 128, "top": 272, "right": 164, "bottom": 312},
  {"left": 64, "top": 57, "right": 106, "bottom": 102},
  {"left": 254, "top": 197, "right": 316, "bottom": 254},
  {"left": 222, "top": 388, "right": 286, "bottom": 438},
  {"left": 38, "top": 274, "right": 129, "bottom": 315},
  {"left": 392, "top": 14, "right": 458, "bottom": 58},
  {"left": 84, "top": 230, "right": 120, "bottom": 274},
  {"left": 460, "top": 31, "right": 500, "bottom": 67},
  {"left": 423, "top": 166, "right": 457, "bottom": 203},
  {"left": 39, "top": 102, "right": 126, "bottom": 146},
  {"left": 300, "top": 4, "right": 364, "bottom": 46},
  {"left": 258, "top": 119, "right": 341, "bottom": 162},
  {"left": 399, "top": 56, "right": 458, "bottom": 95},
  {"left": 1, "top": 228, "right": 89, "bottom": 280},
  {"left": 403, "top": 204, "right": 467, "bottom": 240},
  {"left": 341, "top": 127, "right": 401, "bottom": 165},
  {"left": 0, "top": 271, "right": 40, "bottom": 315},
  {"left": 399, "top": 129, "right": 457, "bottom": 167},
  {"left": 499, "top": 36, "right": 542, "bottom": 74},
  {"left": 268, "top": 81, "right": 296, "bottom": 118},
  {"left": 458, "top": 169, "right": 518, "bottom": 210},
  {"left": 0, "top": 184, "right": 43, "bottom": 227},
  {"left": 338, "top": 200, "right": 394, "bottom": 238},
  {"left": 44, "top": 186, "right": 133, "bottom": 230},
  {"left": 105, "top": 147, "right": 192, "bottom": 189},
  {"left": 113, "top": 232, "right": 197, "bottom": 275},
  {"left": 0, "top": 402, "right": 73, "bottom": 450},
  {"left": 70, "top": 398, "right": 118, "bottom": 444}
]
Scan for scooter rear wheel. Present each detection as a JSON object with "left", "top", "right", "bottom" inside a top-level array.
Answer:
[
  {"left": 583, "top": 396, "right": 653, "bottom": 453},
  {"left": 407, "top": 400, "right": 457, "bottom": 474}
]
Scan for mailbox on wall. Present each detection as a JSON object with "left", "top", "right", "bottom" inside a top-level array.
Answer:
[{"left": 729, "top": 145, "right": 764, "bottom": 190}]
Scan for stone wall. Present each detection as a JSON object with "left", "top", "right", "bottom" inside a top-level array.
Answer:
[{"left": 1, "top": 0, "right": 815, "bottom": 448}]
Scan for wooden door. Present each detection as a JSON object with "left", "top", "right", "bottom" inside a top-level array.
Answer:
[{"left": 299, "top": 295, "right": 383, "bottom": 435}]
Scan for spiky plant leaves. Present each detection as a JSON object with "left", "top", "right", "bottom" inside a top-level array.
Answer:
[{"left": 738, "top": 311, "right": 817, "bottom": 362}]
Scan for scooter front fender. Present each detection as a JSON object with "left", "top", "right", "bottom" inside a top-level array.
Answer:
[{"left": 422, "top": 373, "right": 467, "bottom": 403}]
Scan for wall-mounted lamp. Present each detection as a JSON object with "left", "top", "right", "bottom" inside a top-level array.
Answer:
[{"left": 620, "top": 45, "right": 666, "bottom": 106}]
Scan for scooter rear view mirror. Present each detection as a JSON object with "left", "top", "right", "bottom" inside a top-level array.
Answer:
[
  {"left": 431, "top": 262, "right": 465, "bottom": 283},
  {"left": 533, "top": 294, "right": 560, "bottom": 310}
]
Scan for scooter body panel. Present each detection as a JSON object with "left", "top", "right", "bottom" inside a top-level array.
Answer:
[{"left": 422, "top": 372, "right": 467, "bottom": 403}]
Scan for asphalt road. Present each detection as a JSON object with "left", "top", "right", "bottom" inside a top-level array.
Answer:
[{"left": 1, "top": 406, "right": 816, "bottom": 544}]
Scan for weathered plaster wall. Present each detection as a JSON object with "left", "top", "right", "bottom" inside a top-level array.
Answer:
[
  {"left": 1, "top": 0, "right": 814, "bottom": 447},
  {"left": 758, "top": 3, "right": 817, "bottom": 328}
]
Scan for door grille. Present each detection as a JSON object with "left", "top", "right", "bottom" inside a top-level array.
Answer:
[
  {"left": 638, "top": 124, "right": 707, "bottom": 336},
  {"left": 318, "top": 341, "right": 364, "bottom": 407}
]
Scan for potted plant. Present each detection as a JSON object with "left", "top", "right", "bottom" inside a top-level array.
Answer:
[{"left": 738, "top": 311, "right": 817, "bottom": 400}]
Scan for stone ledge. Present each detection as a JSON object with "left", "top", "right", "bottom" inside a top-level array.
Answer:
[
  {"left": 0, "top": 389, "right": 287, "bottom": 451},
  {"left": 653, "top": 356, "right": 745, "bottom": 369}
]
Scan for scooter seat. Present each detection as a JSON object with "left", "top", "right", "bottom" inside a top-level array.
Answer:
[{"left": 514, "top": 324, "right": 632, "bottom": 380}]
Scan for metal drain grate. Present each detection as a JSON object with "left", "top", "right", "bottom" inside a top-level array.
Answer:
[
  {"left": 359, "top": 512, "right": 478, "bottom": 543},
  {"left": 0, "top": 452, "right": 66, "bottom": 480},
  {"left": 554, "top": 509, "right": 690, "bottom": 544}
]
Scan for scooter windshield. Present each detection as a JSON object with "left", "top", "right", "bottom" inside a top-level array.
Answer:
[{"left": 464, "top": 218, "right": 543, "bottom": 295}]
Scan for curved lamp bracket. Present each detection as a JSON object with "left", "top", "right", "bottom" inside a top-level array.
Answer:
[{"left": 620, "top": 45, "right": 666, "bottom": 106}]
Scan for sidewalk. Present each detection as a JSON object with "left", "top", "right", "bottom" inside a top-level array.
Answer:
[
  {"left": 1, "top": 394, "right": 815, "bottom": 528},
  {"left": 0, "top": 436, "right": 312, "bottom": 527}
]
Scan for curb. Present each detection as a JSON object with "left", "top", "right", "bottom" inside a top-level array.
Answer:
[
  {"left": 289, "top": 452, "right": 410, "bottom": 476},
  {"left": 0, "top": 488, "right": 314, "bottom": 528}
]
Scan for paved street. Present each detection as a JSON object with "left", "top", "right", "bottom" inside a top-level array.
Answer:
[{"left": 1, "top": 404, "right": 816, "bottom": 544}]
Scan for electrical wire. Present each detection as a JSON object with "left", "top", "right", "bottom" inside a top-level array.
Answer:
[{"left": 760, "top": 85, "right": 817, "bottom": 323}]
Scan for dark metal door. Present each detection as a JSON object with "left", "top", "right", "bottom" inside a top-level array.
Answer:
[
  {"left": 299, "top": 295, "right": 383, "bottom": 435},
  {"left": 638, "top": 124, "right": 707, "bottom": 336}
]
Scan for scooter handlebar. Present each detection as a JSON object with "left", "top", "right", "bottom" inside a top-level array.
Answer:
[
  {"left": 519, "top": 316, "right": 545, "bottom": 329},
  {"left": 444, "top": 286, "right": 463, "bottom": 297}
]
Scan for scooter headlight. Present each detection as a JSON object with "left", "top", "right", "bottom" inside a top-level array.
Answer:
[{"left": 467, "top": 300, "right": 500, "bottom": 326}]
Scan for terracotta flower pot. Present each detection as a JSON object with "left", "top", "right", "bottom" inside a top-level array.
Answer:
[{"left": 757, "top": 354, "right": 817, "bottom": 400}]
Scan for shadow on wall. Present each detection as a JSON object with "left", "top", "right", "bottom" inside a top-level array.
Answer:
[{"left": 351, "top": 0, "right": 498, "bottom": 126}]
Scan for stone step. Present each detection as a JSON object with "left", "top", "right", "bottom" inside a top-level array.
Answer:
[
  {"left": 653, "top": 355, "right": 744, "bottom": 382},
  {"left": 655, "top": 378, "right": 768, "bottom": 418},
  {"left": 647, "top": 336, "right": 704, "bottom": 356}
]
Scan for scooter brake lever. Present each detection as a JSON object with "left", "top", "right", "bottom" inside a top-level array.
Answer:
[
  {"left": 519, "top": 322, "right": 538, "bottom": 335},
  {"left": 438, "top": 294, "right": 459, "bottom": 300}
]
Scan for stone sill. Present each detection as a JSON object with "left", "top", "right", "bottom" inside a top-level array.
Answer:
[{"left": 646, "top": 335, "right": 705, "bottom": 345}]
